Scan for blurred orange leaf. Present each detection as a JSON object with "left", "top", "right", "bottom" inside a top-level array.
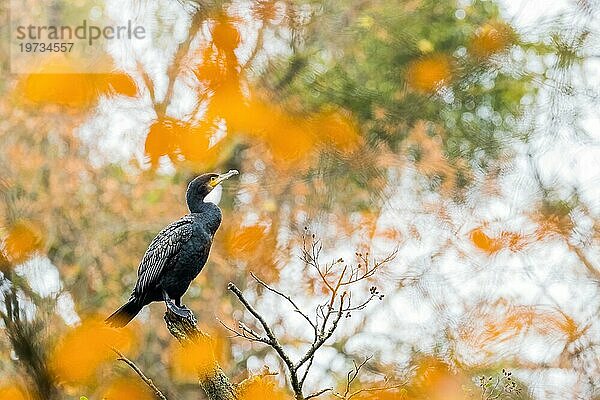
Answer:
[
  {"left": 144, "top": 118, "right": 185, "bottom": 167},
  {"left": 238, "top": 375, "right": 290, "bottom": 400},
  {"left": 0, "top": 385, "right": 29, "bottom": 400},
  {"left": 97, "top": 73, "right": 138, "bottom": 98},
  {"left": 20, "top": 60, "right": 137, "bottom": 109},
  {"left": 212, "top": 18, "right": 241, "bottom": 52},
  {"left": 226, "top": 225, "right": 267, "bottom": 256},
  {"left": 3, "top": 219, "right": 44, "bottom": 264},
  {"left": 470, "top": 22, "right": 514, "bottom": 58},
  {"left": 22, "top": 73, "right": 97, "bottom": 109},
  {"left": 470, "top": 228, "right": 502, "bottom": 254},
  {"left": 470, "top": 227, "right": 528, "bottom": 254},
  {"left": 406, "top": 55, "right": 452, "bottom": 93},
  {"left": 171, "top": 335, "right": 219, "bottom": 382},
  {"left": 100, "top": 378, "right": 153, "bottom": 400},
  {"left": 406, "top": 357, "right": 468, "bottom": 400},
  {"left": 312, "top": 109, "right": 363, "bottom": 154},
  {"left": 50, "top": 318, "right": 136, "bottom": 384}
]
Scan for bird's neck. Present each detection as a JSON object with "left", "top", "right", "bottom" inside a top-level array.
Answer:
[
  {"left": 186, "top": 190, "right": 207, "bottom": 213},
  {"left": 187, "top": 200, "right": 206, "bottom": 213}
]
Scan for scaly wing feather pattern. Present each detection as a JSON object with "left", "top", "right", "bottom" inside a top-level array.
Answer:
[{"left": 133, "top": 215, "right": 194, "bottom": 298}]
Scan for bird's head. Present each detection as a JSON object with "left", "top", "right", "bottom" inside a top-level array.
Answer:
[{"left": 186, "top": 170, "right": 239, "bottom": 211}]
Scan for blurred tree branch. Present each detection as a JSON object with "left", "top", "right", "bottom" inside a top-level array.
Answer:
[
  {"left": 113, "top": 348, "right": 168, "bottom": 400},
  {"left": 0, "top": 279, "right": 59, "bottom": 400}
]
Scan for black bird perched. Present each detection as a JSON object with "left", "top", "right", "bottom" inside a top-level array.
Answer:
[{"left": 105, "top": 170, "right": 239, "bottom": 327}]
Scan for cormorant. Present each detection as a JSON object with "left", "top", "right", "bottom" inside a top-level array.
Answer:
[{"left": 105, "top": 170, "right": 239, "bottom": 327}]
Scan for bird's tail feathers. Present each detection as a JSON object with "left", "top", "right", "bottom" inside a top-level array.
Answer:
[{"left": 105, "top": 299, "right": 142, "bottom": 328}]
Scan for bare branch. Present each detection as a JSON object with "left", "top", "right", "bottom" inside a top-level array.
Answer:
[
  {"left": 113, "top": 348, "right": 168, "bottom": 400},
  {"left": 216, "top": 317, "right": 268, "bottom": 343},
  {"left": 330, "top": 356, "right": 404, "bottom": 400},
  {"left": 227, "top": 282, "right": 301, "bottom": 396},
  {"left": 305, "top": 388, "right": 332, "bottom": 400},
  {"left": 137, "top": 60, "right": 157, "bottom": 106},
  {"left": 251, "top": 272, "right": 318, "bottom": 336},
  {"left": 295, "top": 292, "right": 347, "bottom": 370},
  {"left": 228, "top": 232, "right": 396, "bottom": 400}
]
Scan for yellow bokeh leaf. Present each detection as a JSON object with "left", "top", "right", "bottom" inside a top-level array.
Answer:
[
  {"left": 97, "top": 73, "right": 138, "bottom": 98},
  {"left": 144, "top": 118, "right": 184, "bottom": 167},
  {"left": 100, "top": 378, "right": 153, "bottom": 400},
  {"left": 470, "top": 22, "right": 514, "bottom": 58},
  {"left": 0, "top": 385, "right": 29, "bottom": 400},
  {"left": 238, "top": 375, "right": 290, "bottom": 400},
  {"left": 470, "top": 228, "right": 502, "bottom": 254},
  {"left": 50, "top": 318, "right": 136, "bottom": 384},
  {"left": 226, "top": 225, "right": 267, "bottom": 257},
  {"left": 406, "top": 55, "right": 452, "bottom": 93},
  {"left": 265, "top": 118, "right": 316, "bottom": 164},
  {"left": 171, "top": 335, "right": 219, "bottom": 382},
  {"left": 3, "top": 220, "right": 44, "bottom": 264},
  {"left": 212, "top": 18, "right": 241, "bottom": 52},
  {"left": 407, "top": 357, "right": 468, "bottom": 400},
  {"left": 313, "top": 109, "right": 362, "bottom": 154},
  {"left": 22, "top": 73, "right": 97, "bottom": 109}
]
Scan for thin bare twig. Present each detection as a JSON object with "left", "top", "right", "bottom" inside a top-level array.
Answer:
[
  {"left": 227, "top": 282, "right": 301, "bottom": 394},
  {"left": 112, "top": 348, "right": 168, "bottom": 400},
  {"left": 330, "top": 356, "right": 404, "bottom": 400},
  {"left": 251, "top": 272, "right": 318, "bottom": 335},
  {"left": 305, "top": 388, "right": 332, "bottom": 399}
]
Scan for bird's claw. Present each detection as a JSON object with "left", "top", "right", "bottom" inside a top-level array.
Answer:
[{"left": 166, "top": 300, "right": 197, "bottom": 324}]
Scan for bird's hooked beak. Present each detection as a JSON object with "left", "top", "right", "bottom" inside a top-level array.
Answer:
[{"left": 210, "top": 169, "right": 239, "bottom": 187}]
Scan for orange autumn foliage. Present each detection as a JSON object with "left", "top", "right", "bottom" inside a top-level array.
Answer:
[
  {"left": 22, "top": 73, "right": 97, "bottom": 109},
  {"left": 470, "top": 22, "right": 514, "bottom": 58},
  {"left": 0, "top": 385, "right": 29, "bottom": 400},
  {"left": 264, "top": 117, "right": 317, "bottom": 163},
  {"left": 100, "top": 378, "right": 153, "bottom": 400},
  {"left": 238, "top": 375, "right": 290, "bottom": 400},
  {"left": 312, "top": 109, "right": 363, "bottom": 154},
  {"left": 481, "top": 306, "right": 582, "bottom": 344},
  {"left": 50, "top": 318, "right": 137, "bottom": 384},
  {"left": 144, "top": 118, "right": 222, "bottom": 169},
  {"left": 3, "top": 219, "right": 45, "bottom": 264},
  {"left": 192, "top": 45, "right": 362, "bottom": 167},
  {"left": 144, "top": 117, "right": 183, "bottom": 165},
  {"left": 96, "top": 73, "right": 138, "bottom": 98},
  {"left": 222, "top": 220, "right": 280, "bottom": 280},
  {"left": 406, "top": 55, "right": 452, "bottom": 93},
  {"left": 225, "top": 225, "right": 267, "bottom": 256},
  {"left": 212, "top": 18, "right": 241, "bottom": 52},
  {"left": 20, "top": 60, "right": 137, "bottom": 109},
  {"left": 405, "top": 357, "right": 468, "bottom": 400},
  {"left": 470, "top": 228, "right": 527, "bottom": 254},
  {"left": 171, "top": 335, "right": 219, "bottom": 382},
  {"left": 470, "top": 228, "right": 503, "bottom": 254},
  {"left": 195, "top": 46, "right": 240, "bottom": 93}
]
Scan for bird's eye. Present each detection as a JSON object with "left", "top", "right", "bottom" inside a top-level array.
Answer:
[{"left": 209, "top": 177, "right": 217, "bottom": 186}]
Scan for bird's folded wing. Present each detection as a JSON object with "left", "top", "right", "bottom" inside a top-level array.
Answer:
[{"left": 133, "top": 215, "right": 194, "bottom": 297}]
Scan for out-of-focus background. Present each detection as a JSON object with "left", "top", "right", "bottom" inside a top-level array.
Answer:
[{"left": 0, "top": 0, "right": 599, "bottom": 399}]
